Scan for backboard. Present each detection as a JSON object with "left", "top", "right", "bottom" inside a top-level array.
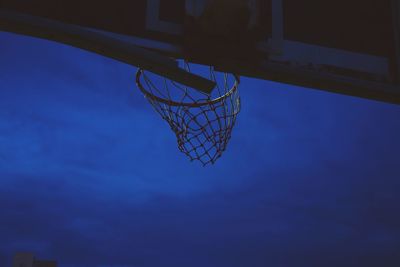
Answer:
[{"left": 1, "top": 0, "right": 400, "bottom": 104}]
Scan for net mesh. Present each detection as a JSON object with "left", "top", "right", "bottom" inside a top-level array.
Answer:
[{"left": 136, "top": 62, "right": 240, "bottom": 166}]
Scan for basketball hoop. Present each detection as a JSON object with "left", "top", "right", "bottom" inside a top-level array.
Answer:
[{"left": 136, "top": 62, "right": 240, "bottom": 166}]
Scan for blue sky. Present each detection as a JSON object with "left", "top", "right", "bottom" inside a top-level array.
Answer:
[{"left": 0, "top": 31, "right": 400, "bottom": 267}]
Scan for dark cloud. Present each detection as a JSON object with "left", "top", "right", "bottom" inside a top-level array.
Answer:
[{"left": 1, "top": 170, "right": 399, "bottom": 267}]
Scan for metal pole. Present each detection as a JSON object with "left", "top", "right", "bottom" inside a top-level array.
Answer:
[{"left": 392, "top": 0, "right": 400, "bottom": 85}]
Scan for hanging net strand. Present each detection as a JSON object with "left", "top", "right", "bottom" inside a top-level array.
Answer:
[{"left": 136, "top": 62, "right": 241, "bottom": 166}]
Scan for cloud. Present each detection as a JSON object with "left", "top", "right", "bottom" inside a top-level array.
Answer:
[{"left": 0, "top": 32, "right": 400, "bottom": 267}]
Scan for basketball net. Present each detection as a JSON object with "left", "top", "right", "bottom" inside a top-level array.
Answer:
[{"left": 136, "top": 62, "right": 240, "bottom": 166}]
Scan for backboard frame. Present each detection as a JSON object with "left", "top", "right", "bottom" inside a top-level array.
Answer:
[
  {"left": 0, "top": 9, "right": 216, "bottom": 93},
  {"left": 0, "top": 0, "right": 399, "bottom": 104}
]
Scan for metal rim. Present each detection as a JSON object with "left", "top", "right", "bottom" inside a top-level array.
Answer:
[{"left": 136, "top": 68, "right": 240, "bottom": 108}]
